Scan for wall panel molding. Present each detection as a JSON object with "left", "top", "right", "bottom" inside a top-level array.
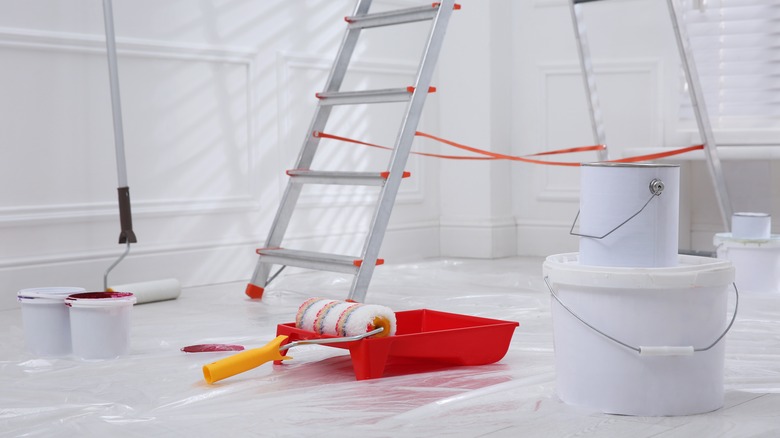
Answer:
[
  {"left": 0, "top": 27, "right": 261, "bottom": 225},
  {"left": 0, "top": 196, "right": 260, "bottom": 227},
  {"left": 535, "top": 59, "right": 661, "bottom": 203},
  {"left": 0, "top": 27, "right": 257, "bottom": 62}
]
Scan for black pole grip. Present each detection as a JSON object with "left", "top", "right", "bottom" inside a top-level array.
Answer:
[{"left": 117, "top": 186, "right": 137, "bottom": 244}]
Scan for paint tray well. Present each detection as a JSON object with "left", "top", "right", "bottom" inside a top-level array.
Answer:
[{"left": 276, "top": 309, "right": 519, "bottom": 380}]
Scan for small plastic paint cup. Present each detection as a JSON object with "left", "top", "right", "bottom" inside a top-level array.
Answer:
[
  {"left": 66, "top": 292, "right": 137, "bottom": 360},
  {"left": 17, "top": 287, "right": 86, "bottom": 357}
]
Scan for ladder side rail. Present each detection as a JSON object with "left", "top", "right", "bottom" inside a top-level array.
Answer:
[
  {"left": 249, "top": 0, "right": 374, "bottom": 293},
  {"left": 348, "top": 0, "right": 458, "bottom": 302},
  {"left": 264, "top": 0, "right": 373, "bottom": 249},
  {"left": 666, "top": 0, "right": 732, "bottom": 230},
  {"left": 569, "top": 0, "right": 608, "bottom": 161}
]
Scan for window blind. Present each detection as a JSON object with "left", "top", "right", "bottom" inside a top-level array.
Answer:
[{"left": 681, "top": 0, "right": 780, "bottom": 140}]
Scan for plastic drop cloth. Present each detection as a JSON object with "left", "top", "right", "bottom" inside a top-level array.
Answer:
[{"left": 2, "top": 256, "right": 779, "bottom": 437}]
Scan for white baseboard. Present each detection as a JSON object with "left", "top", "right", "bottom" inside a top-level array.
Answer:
[
  {"left": 515, "top": 220, "right": 578, "bottom": 257},
  {"left": 440, "top": 218, "right": 517, "bottom": 258}
]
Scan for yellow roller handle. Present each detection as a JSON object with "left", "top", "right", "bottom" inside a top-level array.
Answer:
[{"left": 202, "top": 335, "right": 291, "bottom": 384}]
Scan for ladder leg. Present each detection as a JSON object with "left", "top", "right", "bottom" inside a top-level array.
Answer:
[
  {"left": 245, "top": 0, "right": 373, "bottom": 298},
  {"left": 349, "top": 0, "right": 458, "bottom": 302},
  {"left": 265, "top": 0, "right": 372, "bottom": 247},
  {"left": 667, "top": 0, "right": 733, "bottom": 230},
  {"left": 569, "top": 0, "right": 608, "bottom": 161},
  {"left": 246, "top": 259, "right": 272, "bottom": 299},
  {"left": 571, "top": 0, "right": 732, "bottom": 230}
]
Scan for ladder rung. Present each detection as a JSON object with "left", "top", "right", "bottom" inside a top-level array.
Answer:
[
  {"left": 345, "top": 4, "right": 439, "bottom": 29},
  {"left": 256, "top": 248, "right": 384, "bottom": 274},
  {"left": 315, "top": 86, "right": 436, "bottom": 106},
  {"left": 316, "top": 88, "right": 409, "bottom": 106},
  {"left": 287, "top": 170, "right": 411, "bottom": 186}
]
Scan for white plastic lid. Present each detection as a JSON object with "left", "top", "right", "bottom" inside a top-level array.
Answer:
[
  {"left": 17, "top": 287, "right": 86, "bottom": 304},
  {"left": 543, "top": 253, "right": 734, "bottom": 289},
  {"left": 714, "top": 233, "right": 780, "bottom": 248},
  {"left": 65, "top": 292, "right": 137, "bottom": 308}
]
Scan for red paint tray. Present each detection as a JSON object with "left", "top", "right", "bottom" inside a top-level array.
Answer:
[{"left": 276, "top": 309, "right": 519, "bottom": 380}]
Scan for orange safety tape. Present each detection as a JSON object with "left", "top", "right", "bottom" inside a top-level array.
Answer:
[
  {"left": 415, "top": 131, "right": 602, "bottom": 166},
  {"left": 609, "top": 144, "right": 705, "bottom": 163},
  {"left": 314, "top": 131, "right": 704, "bottom": 166},
  {"left": 314, "top": 131, "right": 498, "bottom": 161},
  {"left": 314, "top": 131, "right": 600, "bottom": 163}
]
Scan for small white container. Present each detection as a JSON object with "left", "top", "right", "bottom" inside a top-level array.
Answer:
[
  {"left": 731, "top": 212, "right": 771, "bottom": 240},
  {"left": 66, "top": 292, "right": 136, "bottom": 360},
  {"left": 17, "top": 287, "right": 85, "bottom": 357}
]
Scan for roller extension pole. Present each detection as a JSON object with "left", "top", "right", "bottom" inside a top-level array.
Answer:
[
  {"left": 99, "top": 1, "right": 182, "bottom": 303},
  {"left": 102, "top": 0, "right": 136, "bottom": 245},
  {"left": 102, "top": 0, "right": 136, "bottom": 292}
]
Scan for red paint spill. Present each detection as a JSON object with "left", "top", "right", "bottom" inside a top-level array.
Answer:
[{"left": 181, "top": 344, "right": 245, "bottom": 353}]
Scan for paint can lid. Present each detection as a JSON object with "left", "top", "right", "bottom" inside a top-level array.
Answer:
[
  {"left": 714, "top": 232, "right": 780, "bottom": 247},
  {"left": 543, "top": 252, "right": 734, "bottom": 289},
  {"left": 65, "top": 292, "right": 137, "bottom": 308},
  {"left": 17, "top": 287, "right": 86, "bottom": 304}
]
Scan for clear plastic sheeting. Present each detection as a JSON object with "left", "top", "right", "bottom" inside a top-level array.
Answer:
[{"left": 1, "top": 257, "right": 779, "bottom": 437}]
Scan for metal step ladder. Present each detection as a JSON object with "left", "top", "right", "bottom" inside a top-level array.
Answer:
[
  {"left": 246, "top": 0, "right": 460, "bottom": 302},
  {"left": 570, "top": 0, "right": 733, "bottom": 230}
]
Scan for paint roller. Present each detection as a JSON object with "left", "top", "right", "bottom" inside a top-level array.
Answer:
[
  {"left": 202, "top": 298, "right": 396, "bottom": 384},
  {"left": 101, "top": 0, "right": 181, "bottom": 304}
]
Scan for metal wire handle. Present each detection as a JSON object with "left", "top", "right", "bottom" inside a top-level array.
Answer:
[
  {"left": 570, "top": 178, "right": 665, "bottom": 239},
  {"left": 543, "top": 276, "right": 739, "bottom": 355},
  {"left": 103, "top": 241, "right": 131, "bottom": 290},
  {"left": 279, "top": 327, "right": 384, "bottom": 352}
]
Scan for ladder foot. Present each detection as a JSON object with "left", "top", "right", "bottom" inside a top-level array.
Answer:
[{"left": 245, "top": 283, "right": 265, "bottom": 299}]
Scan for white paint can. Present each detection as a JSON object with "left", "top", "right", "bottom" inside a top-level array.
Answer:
[
  {"left": 576, "top": 163, "right": 680, "bottom": 268},
  {"left": 731, "top": 212, "right": 771, "bottom": 240},
  {"left": 543, "top": 253, "right": 735, "bottom": 416},
  {"left": 17, "top": 287, "right": 85, "bottom": 357},
  {"left": 714, "top": 233, "right": 780, "bottom": 294},
  {"left": 66, "top": 292, "right": 136, "bottom": 360}
]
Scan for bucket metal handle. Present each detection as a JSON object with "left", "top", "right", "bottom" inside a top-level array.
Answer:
[
  {"left": 570, "top": 178, "right": 665, "bottom": 239},
  {"left": 543, "top": 276, "right": 739, "bottom": 356}
]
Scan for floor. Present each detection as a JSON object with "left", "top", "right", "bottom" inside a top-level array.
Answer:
[{"left": 1, "top": 256, "right": 779, "bottom": 437}]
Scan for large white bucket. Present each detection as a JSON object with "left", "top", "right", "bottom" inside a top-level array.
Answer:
[
  {"left": 576, "top": 163, "right": 680, "bottom": 268},
  {"left": 543, "top": 253, "right": 735, "bottom": 416},
  {"left": 714, "top": 233, "right": 780, "bottom": 294}
]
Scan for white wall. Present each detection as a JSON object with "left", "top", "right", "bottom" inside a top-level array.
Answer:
[
  {"left": 2, "top": 0, "right": 778, "bottom": 310},
  {"left": 437, "top": 0, "right": 516, "bottom": 259}
]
